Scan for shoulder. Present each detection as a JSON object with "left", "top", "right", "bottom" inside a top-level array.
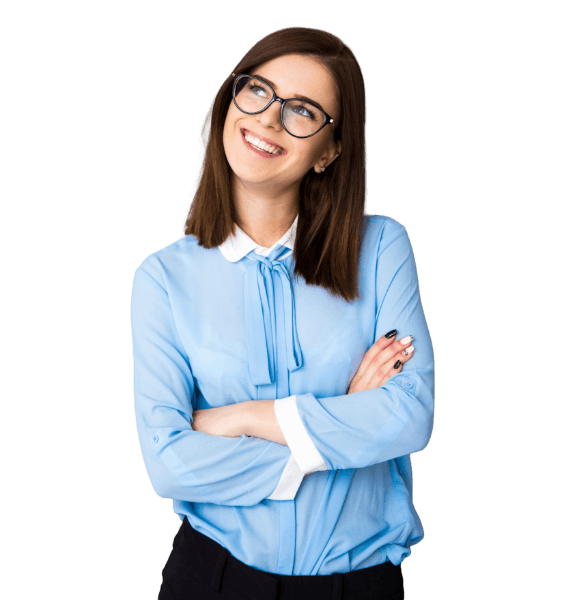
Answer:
[
  {"left": 134, "top": 234, "right": 209, "bottom": 284},
  {"left": 363, "top": 213, "right": 408, "bottom": 250},
  {"left": 364, "top": 213, "right": 406, "bottom": 233}
]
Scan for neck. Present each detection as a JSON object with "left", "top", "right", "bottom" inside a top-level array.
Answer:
[{"left": 234, "top": 183, "right": 299, "bottom": 248}]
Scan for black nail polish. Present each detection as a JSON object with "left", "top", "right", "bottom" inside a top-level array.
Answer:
[
  {"left": 385, "top": 329, "right": 397, "bottom": 339},
  {"left": 394, "top": 360, "right": 401, "bottom": 369}
]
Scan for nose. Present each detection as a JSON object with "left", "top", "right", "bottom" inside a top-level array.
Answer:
[{"left": 256, "top": 98, "right": 283, "bottom": 130}]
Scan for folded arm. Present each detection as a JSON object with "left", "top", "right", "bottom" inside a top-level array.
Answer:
[
  {"left": 244, "top": 224, "right": 435, "bottom": 473},
  {"left": 131, "top": 262, "right": 304, "bottom": 505}
]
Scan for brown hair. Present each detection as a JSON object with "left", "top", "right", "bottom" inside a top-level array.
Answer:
[{"left": 184, "top": 27, "right": 366, "bottom": 302}]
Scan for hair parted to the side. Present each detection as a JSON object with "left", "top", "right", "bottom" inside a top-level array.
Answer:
[{"left": 184, "top": 27, "right": 366, "bottom": 302}]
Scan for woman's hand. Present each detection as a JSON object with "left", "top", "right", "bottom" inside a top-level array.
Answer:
[
  {"left": 192, "top": 403, "right": 248, "bottom": 438},
  {"left": 347, "top": 330, "right": 414, "bottom": 394}
]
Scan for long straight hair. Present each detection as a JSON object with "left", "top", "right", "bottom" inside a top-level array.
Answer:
[{"left": 184, "top": 27, "right": 366, "bottom": 302}]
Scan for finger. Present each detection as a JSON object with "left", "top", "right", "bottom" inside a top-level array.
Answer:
[
  {"left": 350, "top": 333, "right": 415, "bottom": 393},
  {"left": 373, "top": 335, "right": 414, "bottom": 368},
  {"left": 370, "top": 344, "right": 415, "bottom": 389},
  {"left": 346, "top": 377, "right": 358, "bottom": 394},
  {"left": 354, "top": 329, "right": 398, "bottom": 380}
]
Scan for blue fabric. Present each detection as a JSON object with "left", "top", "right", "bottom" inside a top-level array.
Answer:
[
  {"left": 130, "top": 214, "right": 435, "bottom": 576},
  {"left": 243, "top": 244, "right": 303, "bottom": 388}
]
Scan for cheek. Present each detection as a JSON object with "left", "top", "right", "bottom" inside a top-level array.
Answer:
[
  {"left": 292, "top": 139, "right": 325, "bottom": 168},
  {"left": 223, "top": 114, "right": 241, "bottom": 161},
  {"left": 223, "top": 105, "right": 238, "bottom": 142}
]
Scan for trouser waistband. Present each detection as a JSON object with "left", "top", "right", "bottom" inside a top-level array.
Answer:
[{"left": 175, "top": 516, "right": 404, "bottom": 600}]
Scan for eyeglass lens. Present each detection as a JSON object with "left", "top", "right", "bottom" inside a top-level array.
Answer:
[{"left": 234, "top": 75, "right": 325, "bottom": 138}]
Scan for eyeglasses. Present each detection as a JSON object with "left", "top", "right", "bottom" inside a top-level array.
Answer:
[{"left": 231, "top": 73, "right": 335, "bottom": 139}]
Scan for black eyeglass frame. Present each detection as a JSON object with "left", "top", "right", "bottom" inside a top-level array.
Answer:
[{"left": 231, "top": 73, "right": 335, "bottom": 139}]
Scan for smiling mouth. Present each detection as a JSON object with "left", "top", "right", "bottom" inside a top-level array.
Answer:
[{"left": 241, "top": 129, "right": 284, "bottom": 155}]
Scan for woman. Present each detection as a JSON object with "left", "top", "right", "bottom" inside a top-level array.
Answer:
[{"left": 131, "top": 27, "right": 435, "bottom": 600}]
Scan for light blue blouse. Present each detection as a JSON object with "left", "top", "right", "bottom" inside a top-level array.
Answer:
[{"left": 130, "top": 213, "right": 435, "bottom": 575}]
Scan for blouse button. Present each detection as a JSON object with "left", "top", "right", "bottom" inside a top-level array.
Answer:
[
  {"left": 152, "top": 435, "right": 159, "bottom": 443},
  {"left": 405, "top": 381, "right": 414, "bottom": 389}
]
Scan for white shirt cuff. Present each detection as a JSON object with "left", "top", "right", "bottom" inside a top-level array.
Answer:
[
  {"left": 266, "top": 453, "right": 304, "bottom": 500},
  {"left": 274, "top": 395, "right": 327, "bottom": 475}
]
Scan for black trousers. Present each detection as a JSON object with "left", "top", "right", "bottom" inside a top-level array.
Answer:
[{"left": 158, "top": 516, "right": 404, "bottom": 600}]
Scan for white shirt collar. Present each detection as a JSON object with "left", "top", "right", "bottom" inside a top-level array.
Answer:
[{"left": 218, "top": 213, "right": 299, "bottom": 263}]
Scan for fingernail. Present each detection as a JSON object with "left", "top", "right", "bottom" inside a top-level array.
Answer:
[
  {"left": 400, "top": 335, "right": 413, "bottom": 344},
  {"left": 402, "top": 345, "right": 414, "bottom": 356},
  {"left": 385, "top": 329, "right": 397, "bottom": 339},
  {"left": 394, "top": 360, "right": 401, "bottom": 368}
]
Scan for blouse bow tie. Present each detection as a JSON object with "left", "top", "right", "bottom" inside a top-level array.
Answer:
[{"left": 243, "top": 244, "right": 303, "bottom": 387}]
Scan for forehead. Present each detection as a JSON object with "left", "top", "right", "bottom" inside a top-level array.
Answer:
[{"left": 249, "top": 54, "right": 339, "bottom": 117}]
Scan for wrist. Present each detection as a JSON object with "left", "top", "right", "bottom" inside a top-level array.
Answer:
[
  {"left": 239, "top": 400, "right": 256, "bottom": 437},
  {"left": 243, "top": 400, "right": 286, "bottom": 445}
]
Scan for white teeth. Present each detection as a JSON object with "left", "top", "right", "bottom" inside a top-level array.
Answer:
[{"left": 243, "top": 131, "right": 282, "bottom": 155}]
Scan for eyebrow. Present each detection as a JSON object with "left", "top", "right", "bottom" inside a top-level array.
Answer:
[{"left": 252, "top": 74, "right": 327, "bottom": 114}]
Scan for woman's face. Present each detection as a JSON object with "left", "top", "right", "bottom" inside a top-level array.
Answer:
[{"left": 222, "top": 53, "right": 341, "bottom": 193}]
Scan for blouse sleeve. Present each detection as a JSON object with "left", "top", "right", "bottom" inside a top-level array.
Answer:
[
  {"left": 273, "top": 223, "right": 435, "bottom": 472},
  {"left": 131, "top": 264, "right": 305, "bottom": 505}
]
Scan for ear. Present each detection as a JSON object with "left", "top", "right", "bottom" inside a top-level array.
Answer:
[
  {"left": 322, "top": 140, "right": 342, "bottom": 167},
  {"left": 313, "top": 139, "right": 342, "bottom": 174}
]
